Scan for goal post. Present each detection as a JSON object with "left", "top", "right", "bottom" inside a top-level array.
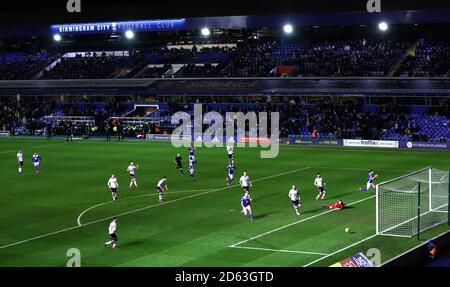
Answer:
[{"left": 376, "top": 166, "right": 449, "bottom": 238}]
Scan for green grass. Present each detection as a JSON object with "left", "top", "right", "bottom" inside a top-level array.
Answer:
[{"left": 0, "top": 137, "right": 449, "bottom": 267}]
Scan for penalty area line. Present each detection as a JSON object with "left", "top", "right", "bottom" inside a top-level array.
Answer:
[
  {"left": 230, "top": 245, "right": 329, "bottom": 256},
  {"left": 77, "top": 188, "right": 214, "bottom": 226},
  {"left": 229, "top": 195, "right": 375, "bottom": 248},
  {"left": 302, "top": 234, "right": 378, "bottom": 267}
]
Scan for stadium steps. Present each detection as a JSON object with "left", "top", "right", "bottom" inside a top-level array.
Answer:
[
  {"left": 387, "top": 40, "right": 420, "bottom": 77},
  {"left": 132, "top": 64, "right": 154, "bottom": 78},
  {"left": 32, "top": 53, "right": 63, "bottom": 80},
  {"left": 168, "top": 64, "right": 192, "bottom": 78},
  {"left": 133, "top": 64, "right": 174, "bottom": 78}
]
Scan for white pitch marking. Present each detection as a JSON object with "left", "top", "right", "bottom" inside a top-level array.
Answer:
[
  {"left": 229, "top": 195, "right": 375, "bottom": 248},
  {"left": 0, "top": 167, "right": 311, "bottom": 250},
  {"left": 76, "top": 188, "right": 214, "bottom": 226},
  {"left": 302, "top": 234, "right": 378, "bottom": 267},
  {"left": 231, "top": 245, "right": 329, "bottom": 256}
]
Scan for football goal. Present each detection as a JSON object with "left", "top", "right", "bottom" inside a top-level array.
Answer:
[{"left": 376, "top": 167, "right": 449, "bottom": 238}]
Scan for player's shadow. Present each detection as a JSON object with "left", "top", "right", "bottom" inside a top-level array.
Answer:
[
  {"left": 121, "top": 239, "right": 147, "bottom": 248},
  {"left": 325, "top": 190, "right": 362, "bottom": 200},
  {"left": 301, "top": 208, "right": 326, "bottom": 214},
  {"left": 256, "top": 211, "right": 280, "bottom": 219}
]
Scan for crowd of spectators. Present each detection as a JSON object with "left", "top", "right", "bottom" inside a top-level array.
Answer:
[
  {"left": 278, "top": 98, "right": 393, "bottom": 139},
  {"left": 289, "top": 39, "right": 410, "bottom": 77},
  {"left": 0, "top": 98, "right": 54, "bottom": 134},
  {"left": 136, "top": 64, "right": 172, "bottom": 78},
  {"left": 215, "top": 41, "right": 278, "bottom": 77},
  {"left": 395, "top": 39, "right": 450, "bottom": 77},
  {"left": 0, "top": 50, "right": 52, "bottom": 80},
  {"left": 0, "top": 96, "right": 448, "bottom": 142},
  {"left": 2, "top": 38, "right": 450, "bottom": 79},
  {"left": 42, "top": 52, "right": 127, "bottom": 79}
]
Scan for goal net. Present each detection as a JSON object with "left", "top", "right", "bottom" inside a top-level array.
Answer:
[{"left": 376, "top": 167, "right": 449, "bottom": 238}]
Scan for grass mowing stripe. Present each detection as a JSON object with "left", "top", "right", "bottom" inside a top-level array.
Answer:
[
  {"left": 231, "top": 245, "right": 329, "bottom": 256},
  {"left": 0, "top": 167, "right": 311, "bottom": 251},
  {"left": 22, "top": 138, "right": 446, "bottom": 155},
  {"left": 230, "top": 195, "right": 376, "bottom": 248},
  {"left": 310, "top": 166, "right": 413, "bottom": 173},
  {"left": 0, "top": 142, "right": 68, "bottom": 154},
  {"left": 302, "top": 234, "right": 378, "bottom": 267}
]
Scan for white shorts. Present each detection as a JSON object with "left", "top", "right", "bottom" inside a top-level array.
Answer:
[
  {"left": 228, "top": 174, "right": 234, "bottom": 180},
  {"left": 242, "top": 205, "right": 252, "bottom": 215},
  {"left": 367, "top": 182, "right": 373, "bottom": 190},
  {"left": 33, "top": 162, "right": 40, "bottom": 167}
]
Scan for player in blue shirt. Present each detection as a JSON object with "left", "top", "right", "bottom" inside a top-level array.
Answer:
[
  {"left": 359, "top": 170, "right": 378, "bottom": 192},
  {"left": 241, "top": 191, "right": 254, "bottom": 221},
  {"left": 226, "top": 161, "right": 235, "bottom": 186},
  {"left": 188, "top": 145, "right": 196, "bottom": 163},
  {"left": 188, "top": 156, "right": 195, "bottom": 180},
  {"left": 32, "top": 153, "right": 41, "bottom": 174}
]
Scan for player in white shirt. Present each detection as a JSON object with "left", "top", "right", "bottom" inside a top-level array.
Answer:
[
  {"left": 104, "top": 217, "right": 118, "bottom": 248},
  {"left": 156, "top": 176, "right": 168, "bottom": 202},
  {"left": 239, "top": 172, "right": 252, "bottom": 193},
  {"left": 107, "top": 174, "right": 119, "bottom": 202},
  {"left": 226, "top": 145, "right": 234, "bottom": 161},
  {"left": 127, "top": 161, "right": 139, "bottom": 189},
  {"left": 314, "top": 173, "right": 326, "bottom": 200},
  {"left": 288, "top": 185, "right": 301, "bottom": 215},
  {"left": 17, "top": 150, "right": 24, "bottom": 175}
]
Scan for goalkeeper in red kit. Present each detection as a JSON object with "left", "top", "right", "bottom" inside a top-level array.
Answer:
[{"left": 323, "top": 200, "right": 345, "bottom": 210}]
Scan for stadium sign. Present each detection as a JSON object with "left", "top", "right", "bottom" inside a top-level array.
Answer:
[
  {"left": 289, "top": 136, "right": 341, "bottom": 146},
  {"left": 343, "top": 139, "right": 399, "bottom": 148},
  {"left": 146, "top": 134, "right": 191, "bottom": 141},
  {"left": 401, "top": 141, "right": 449, "bottom": 150},
  {"left": 331, "top": 252, "right": 374, "bottom": 267},
  {"left": 0, "top": 131, "right": 11, "bottom": 137},
  {"left": 146, "top": 133, "right": 237, "bottom": 143},
  {"left": 51, "top": 19, "right": 186, "bottom": 35}
]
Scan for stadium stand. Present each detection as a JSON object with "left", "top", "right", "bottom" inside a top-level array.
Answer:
[
  {"left": 4, "top": 38, "right": 449, "bottom": 79},
  {"left": 1, "top": 96, "right": 448, "bottom": 143}
]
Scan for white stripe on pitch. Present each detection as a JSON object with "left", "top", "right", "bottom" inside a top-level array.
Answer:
[
  {"left": 230, "top": 245, "right": 329, "bottom": 256},
  {"left": 0, "top": 167, "right": 311, "bottom": 250},
  {"left": 229, "top": 195, "right": 375, "bottom": 248}
]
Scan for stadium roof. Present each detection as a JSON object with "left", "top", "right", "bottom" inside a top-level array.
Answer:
[
  {"left": 2, "top": 10, "right": 450, "bottom": 39},
  {"left": 1, "top": 0, "right": 450, "bottom": 27}
]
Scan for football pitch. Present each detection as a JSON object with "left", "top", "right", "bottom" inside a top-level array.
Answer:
[{"left": 0, "top": 137, "right": 449, "bottom": 267}]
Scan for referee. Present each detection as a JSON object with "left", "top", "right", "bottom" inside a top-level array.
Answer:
[{"left": 174, "top": 153, "right": 184, "bottom": 175}]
